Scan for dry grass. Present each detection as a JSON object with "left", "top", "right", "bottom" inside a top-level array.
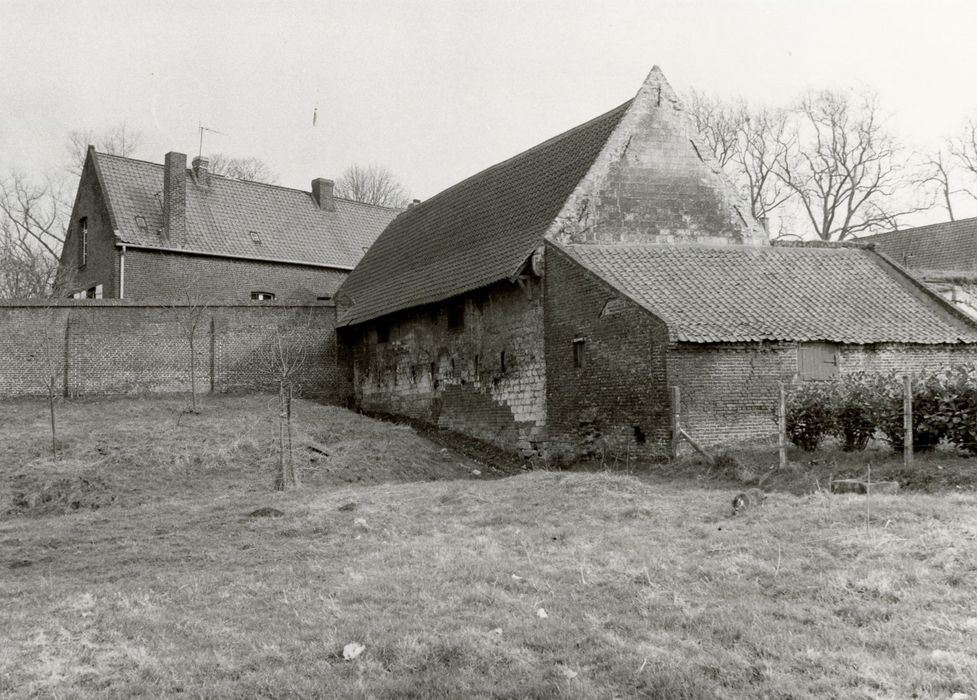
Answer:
[{"left": 1, "top": 395, "right": 976, "bottom": 698}]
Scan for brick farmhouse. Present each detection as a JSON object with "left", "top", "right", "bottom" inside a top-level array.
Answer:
[
  {"left": 860, "top": 218, "right": 977, "bottom": 320},
  {"left": 334, "top": 67, "right": 977, "bottom": 461},
  {"left": 56, "top": 148, "right": 400, "bottom": 302}
]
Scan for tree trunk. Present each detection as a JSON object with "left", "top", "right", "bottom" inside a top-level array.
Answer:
[
  {"left": 48, "top": 375, "right": 57, "bottom": 461},
  {"left": 286, "top": 383, "right": 298, "bottom": 488},
  {"left": 276, "top": 380, "right": 287, "bottom": 490},
  {"left": 189, "top": 335, "right": 197, "bottom": 413}
]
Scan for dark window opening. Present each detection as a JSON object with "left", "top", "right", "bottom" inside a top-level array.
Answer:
[
  {"left": 316, "top": 295, "right": 332, "bottom": 301},
  {"left": 78, "top": 217, "right": 88, "bottom": 269},
  {"left": 376, "top": 323, "right": 390, "bottom": 344},
  {"left": 430, "top": 362, "right": 439, "bottom": 389},
  {"left": 410, "top": 366, "right": 417, "bottom": 383},
  {"left": 573, "top": 339, "right": 586, "bottom": 368},
  {"left": 251, "top": 291, "right": 275, "bottom": 301},
  {"left": 450, "top": 357, "right": 455, "bottom": 371},
  {"left": 474, "top": 354, "right": 479, "bottom": 375},
  {"left": 447, "top": 302, "right": 464, "bottom": 331},
  {"left": 500, "top": 350, "right": 506, "bottom": 373},
  {"left": 85, "top": 286, "right": 97, "bottom": 299},
  {"left": 633, "top": 425, "right": 646, "bottom": 445}
]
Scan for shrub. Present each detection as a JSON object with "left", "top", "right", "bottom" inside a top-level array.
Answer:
[
  {"left": 785, "top": 382, "right": 835, "bottom": 451},
  {"left": 830, "top": 373, "right": 876, "bottom": 451}
]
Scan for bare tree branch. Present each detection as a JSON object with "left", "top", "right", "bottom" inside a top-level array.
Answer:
[
  {"left": 66, "top": 123, "right": 142, "bottom": 176},
  {"left": 774, "top": 89, "right": 926, "bottom": 241},
  {"left": 334, "top": 164, "right": 410, "bottom": 208},
  {"left": 208, "top": 154, "right": 278, "bottom": 183}
]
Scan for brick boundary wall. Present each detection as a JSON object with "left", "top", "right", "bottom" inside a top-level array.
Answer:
[{"left": 0, "top": 300, "right": 346, "bottom": 401}]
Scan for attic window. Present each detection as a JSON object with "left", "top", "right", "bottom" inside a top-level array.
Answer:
[
  {"left": 134, "top": 215, "right": 147, "bottom": 232},
  {"left": 250, "top": 291, "right": 275, "bottom": 301},
  {"left": 249, "top": 230, "right": 262, "bottom": 244}
]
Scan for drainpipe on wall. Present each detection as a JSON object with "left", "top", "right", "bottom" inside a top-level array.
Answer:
[{"left": 119, "top": 243, "right": 126, "bottom": 299}]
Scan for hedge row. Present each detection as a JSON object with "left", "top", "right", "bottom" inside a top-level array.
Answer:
[{"left": 785, "top": 365, "right": 977, "bottom": 454}]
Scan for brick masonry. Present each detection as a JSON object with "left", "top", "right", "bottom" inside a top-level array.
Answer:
[
  {"left": 547, "top": 68, "right": 767, "bottom": 248},
  {"left": 544, "top": 244, "right": 670, "bottom": 461},
  {"left": 0, "top": 301, "right": 344, "bottom": 400},
  {"left": 342, "top": 278, "right": 547, "bottom": 457},
  {"left": 668, "top": 342, "right": 977, "bottom": 447},
  {"left": 122, "top": 249, "right": 347, "bottom": 303}
]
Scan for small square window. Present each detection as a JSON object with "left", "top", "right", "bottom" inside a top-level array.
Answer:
[{"left": 249, "top": 230, "right": 261, "bottom": 244}]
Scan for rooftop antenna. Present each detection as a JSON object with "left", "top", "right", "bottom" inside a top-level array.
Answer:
[{"left": 198, "top": 122, "right": 226, "bottom": 158}]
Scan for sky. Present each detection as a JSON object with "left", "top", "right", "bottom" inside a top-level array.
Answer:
[{"left": 3, "top": 0, "right": 977, "bottom": 224}]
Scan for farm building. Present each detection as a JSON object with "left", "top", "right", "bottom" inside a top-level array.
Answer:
[
  {"left": 860, "top": 218, "right": 977, "bottom": 319},
  {"left": 56, "top": 148, "right": 400, "bottom": 302},
  {"left": 334, "top": 67, "right": 977, "bottom": 461}
]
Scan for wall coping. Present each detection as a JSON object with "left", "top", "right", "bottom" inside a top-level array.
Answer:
[{"left": 0, "top": 299, "right": 335, "bottom": 309}]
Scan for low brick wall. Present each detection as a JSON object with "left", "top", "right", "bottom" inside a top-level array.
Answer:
[{"left": 0, "top": 300, "right": 345, "bottom": 400}]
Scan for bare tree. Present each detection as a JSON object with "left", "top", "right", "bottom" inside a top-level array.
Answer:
[
  {"left": 948, "top": 119, "right": 977, "bottom": 203},
  {"left": 739, "top": 107, "right": 795, "bottom": 222},
  {"left": 685, "top": 92, "right": 794, "bottom": 223},
  {"left": 0, "top": 171, "right": 71, "bottom": 296},
  {"left": 685, "top": 89, "right": 747, "bottom": 169},
  {"left": 775, "top": 89, "right": 922, "bottom": 241},
  {"left": 915, "top": 149, "right": 962, "bottom": 222},
  {"left": 208, "top": 154, "right": 278, "bottom": 183},
  {"left": 168, "top": 274, "right": 209, "bottom": 414},
  {"left": 66, "top": 123, "right": 142, "bottom": 176},
  {"left": 260, "top": 308, "right": 319, "bottom": 490},
  {"left": 0, "top": 222, "right": 60, "bottom": 298},
  {"left": 334, "top": 164, "right": 410, "bottom": 207}
]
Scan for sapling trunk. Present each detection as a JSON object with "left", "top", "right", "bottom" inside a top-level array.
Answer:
[{"left": 48, "top": 375, "right": 57, "bottom": 461}]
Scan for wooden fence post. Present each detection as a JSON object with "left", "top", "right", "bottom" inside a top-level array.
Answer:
[
  {"left": 903, "top": 374, "right": 913, "bottom": 467},
  {"left": 778, "top": 382, "right": 787, "bottom": 469},
  {"left": 671, "top": 386, "right": 681, "bottom": 459}
]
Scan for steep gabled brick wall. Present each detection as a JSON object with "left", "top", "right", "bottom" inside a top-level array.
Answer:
[
  {"left": 58, "top": 159, "right": 119, "bottom": 297},
  {"left": 544, "top": 245, "right": 670, "bottom": 461},
  {"left": 342, "top": 279, "right": 547, "bottom": 457}
]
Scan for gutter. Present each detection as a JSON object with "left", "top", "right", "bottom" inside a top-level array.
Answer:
[{"left": 113, "top": 242, "right": 355, "bottom": 271}]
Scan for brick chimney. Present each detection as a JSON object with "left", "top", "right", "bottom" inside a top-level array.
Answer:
[
  {"left": 192, "top": 155, "right": 210, "bottom": 187},
  {"left": 162, "top": 152, "right": 187, "bottom": 244},
  {"left": 408, "top": 199, "right": 421, "bottom": 209},
  {"left": 311, "top": 178, "right": 335, "bottom": 212}
]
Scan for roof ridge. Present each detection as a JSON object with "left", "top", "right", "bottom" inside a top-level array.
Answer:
[
  {"left": 860, "top": 216, "right": 977, "bottom": 240},
  {"left": 397, "top": 99, "right": 634, "bottom": 217},
  {"left": 94, "top": 150, "right": 402, "bottom": 212}
]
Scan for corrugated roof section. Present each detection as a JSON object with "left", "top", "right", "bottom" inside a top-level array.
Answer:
[
  {"left": 94, "top": 153, "right": 400, "bottom": 269},
  {"left": 558, "top": 243, "right": 977, "bottom": 344},
  {"left": 335, "top": 100, "right": 633, "bottom": 326}
]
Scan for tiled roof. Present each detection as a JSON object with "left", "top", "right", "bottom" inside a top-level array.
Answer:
[
  {"left": 859, "top": 217, "right": 977, "bottom": 273},
  {"left": 93, "top": 152, "right": 400, "bottom": 269},
  {"left": 336, "top": 101, "right": 633, "bottom": 326},
  {"left": 558, "top": 243, "right": 977, "bottom": 344}
]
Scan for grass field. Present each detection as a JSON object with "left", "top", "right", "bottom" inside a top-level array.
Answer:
[{"left": 1, "top": 395, "right": 976, "bottom": 698}]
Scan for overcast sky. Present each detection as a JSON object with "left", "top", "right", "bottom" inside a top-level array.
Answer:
[{"left": 3, "top": 0, "right": 977, "bottom": 223}]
